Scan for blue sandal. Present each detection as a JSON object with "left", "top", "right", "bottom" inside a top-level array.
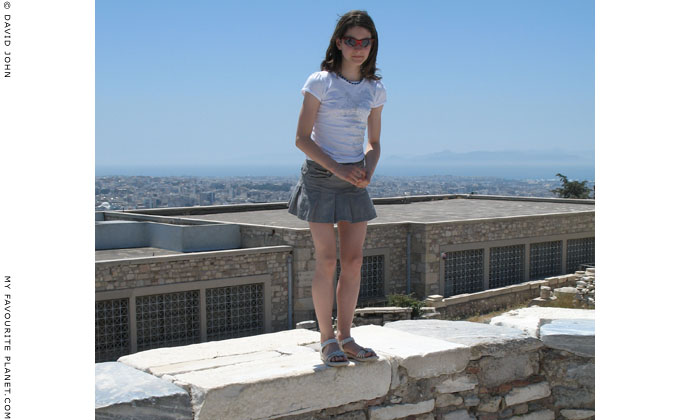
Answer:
[{"left": 320, "top": 338, "right": 349, "bottom": 367}]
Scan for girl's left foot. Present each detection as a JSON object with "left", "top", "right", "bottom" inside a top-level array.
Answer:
[{"left": 337, "top": 336, "right": 378, "bottom": 362}]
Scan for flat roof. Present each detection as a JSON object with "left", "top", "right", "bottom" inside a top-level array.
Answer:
[
  {"left": 178, "top": 196, "right": 594, "bottom": 229},
  {"left": 95, "top": 247, "right": 183, "bottom": 262}
]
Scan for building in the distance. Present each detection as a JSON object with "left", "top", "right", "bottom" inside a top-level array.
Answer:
[{"left": 95, "top": 194, "right": 594, "bottom": 362}]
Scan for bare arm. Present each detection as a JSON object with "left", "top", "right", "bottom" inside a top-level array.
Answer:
[
  {"left": 295, "top": 92, "right": 366, "bottom": 185},
  {"left": 357, "top": 105, "right": 383, "bottom": 188}
]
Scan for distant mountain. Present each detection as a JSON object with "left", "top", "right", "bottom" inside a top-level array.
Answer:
[
  {"left": 384, "top": 149, "right": 594, "bottom": 165},
  {"left": 378, "top": 149, "right": 594, "bottom": 179},
  {"left": 96, "top": 150, "right": 594, "bottom": 180}
]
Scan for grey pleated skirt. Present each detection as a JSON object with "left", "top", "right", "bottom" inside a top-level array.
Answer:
[{"left": 287, "top": 159, "right": 377, "bottom": 224}]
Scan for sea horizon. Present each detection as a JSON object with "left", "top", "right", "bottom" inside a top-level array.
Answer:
[{"left": 96, "top": 163, "right": 595, "bottom": 181}]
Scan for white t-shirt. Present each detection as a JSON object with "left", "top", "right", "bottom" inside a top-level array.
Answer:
[{"left": 301, "top": 71, "right": 387, "bottom": 163}]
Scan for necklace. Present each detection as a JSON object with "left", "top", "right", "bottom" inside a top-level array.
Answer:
[{"left": 337, "top": 72, "right": 363, "bottom": 85}]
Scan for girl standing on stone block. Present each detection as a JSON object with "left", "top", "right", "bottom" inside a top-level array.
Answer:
[{"left": 287, "top": 10, "right": 385, "bottom": 367}]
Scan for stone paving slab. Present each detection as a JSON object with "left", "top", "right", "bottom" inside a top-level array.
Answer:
[
  {"left": 383, "top": 319, "right": 543, "bottom": 359},
  {"left": 539, "top": 319, "right": 595, "bottom": 357},
  {"left": 118, "top": 328, "right": 320, "bottom": 373},
  {"left": 149, "top": 346, "right": 313, "bottom": 377},
  {"left": 489, "top": 307, "right": 595, "bottom": 338},
  {"left": 95, "top": 362, "right": 193, "bottom": 420},
  {"left": 348, "top": 325, "right": 471, "bottom": 378}
]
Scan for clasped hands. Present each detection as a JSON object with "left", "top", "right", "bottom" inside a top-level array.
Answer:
[{"left": 334, "top": 164, "right": 371, "bottom": 189}]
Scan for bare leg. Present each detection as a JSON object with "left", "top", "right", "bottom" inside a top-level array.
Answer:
[
  {"left": 308, "top": 222, "right": 346, "bottom": 362},
  {"left": 335, "top": 221, "right": 375, "bottom": 358}
]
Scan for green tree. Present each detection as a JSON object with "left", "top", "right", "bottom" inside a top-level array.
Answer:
[{"left": 550, "top": 173, "right": 593, "bottom": 199}]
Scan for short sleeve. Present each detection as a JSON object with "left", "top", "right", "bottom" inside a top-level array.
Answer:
[
  {"left": 372, "top": 80, "right": 387, "bottom": 108},
  {"left": 301, "top": 71, "right": 328, "bottom": 102}
]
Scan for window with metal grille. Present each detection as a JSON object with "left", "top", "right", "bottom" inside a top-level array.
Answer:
[
  {"left": 136, "top": 291, "right": 201, "bottom": 351},
  {"left": 444, "top": 249, "right": 484, "bottom": 297},
  {"left": 95, "top": 298, "right": 130, "bottom": 363},
  {"left": 530, "top": 241, "right": 563, "bottom": 280},
  {"left": 566, "top": 237, "right": 595, "bottom": 273},
  {"left": 489, "top": 244, "right": 525, "bottom": 288},
  {"left": 336, "top": 254, "right": 385, "bottom": 303},
  {"left": 206, "top": 283, "right": 264, "bottom": 341}
]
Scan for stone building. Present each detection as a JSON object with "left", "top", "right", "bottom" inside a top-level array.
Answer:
[{"left": 95, "top": 194, "right": 594, "bottom": 362}]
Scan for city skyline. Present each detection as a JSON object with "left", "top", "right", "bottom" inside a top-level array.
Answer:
[{"left": 95, "top": 173, "right": 593, "bottom": 212}]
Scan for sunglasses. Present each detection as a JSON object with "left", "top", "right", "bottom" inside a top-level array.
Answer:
[{"left": 341, "top": 37, "right": 374, "bottom": 48}]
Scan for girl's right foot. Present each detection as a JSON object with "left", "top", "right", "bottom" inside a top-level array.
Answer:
[{"left": 320, "top": 338, "right": 349, "bottom": 367}]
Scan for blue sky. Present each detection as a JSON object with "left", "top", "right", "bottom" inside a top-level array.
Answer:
[{"left": 96, "top": 0, "right": 594, "bottom": 170}]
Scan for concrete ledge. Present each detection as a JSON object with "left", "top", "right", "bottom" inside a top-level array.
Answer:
[
  {"left": 355, "top": 307, "right": 413, "bottom": 315},
  {"left": 112, "top": 194, "right": 593, "bottom": 219},
  {"left": 121, "top": 202, "right": 290, "bottom": 216},
  {"left": 102, "top": 211, "right": 225, "bottom": 225},
  {"left": 545, "top": 275, "right": 578, "bottom": 288},
  {"left": 461, "top": 194, "right": 594, "bottom": 205},
  {"left": 440, "top": 282, "right": 539, "bottom": 308},
  {"left": 404, "top": 210, "right": 595, "bottom": 227},
  {"left": 95, "top": 245, "right": 293, "bottom": 266},
  {"left": 529, "top": 280, "right": 549, "bottom": 289}
]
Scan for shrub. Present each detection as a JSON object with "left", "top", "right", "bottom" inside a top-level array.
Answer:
[{"left": 387, "top": 293, "right": 424, "bottom": 318}]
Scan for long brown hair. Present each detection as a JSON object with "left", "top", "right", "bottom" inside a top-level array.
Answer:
[{"left": 321, "top": 10, "right": 381, "bottom": 81}]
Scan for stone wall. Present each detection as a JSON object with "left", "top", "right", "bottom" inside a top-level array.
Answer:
[
  {"left": 97, "top": 312, "right": 595, "bottom": 420},
  {"left": 411, "top": 212, "right": 594, "bottom": 298},
  {"left": 239, "top": 223, "right": 413, "bottom": 324},
  {"left": 96, "top": 246, "right": 290, "bottom": 293},
  {"left": 239, "top": 224, "right": 318, "bottom": 324},
  {"left": 96, "top": 209, "right": 593, "bottom": 341},
  {"left": 95, "top": 246, "right": 293, "bottom": 347},
  {"left": 531, "top": 269, "right": 595, "bottom": 309},
  {"left": 364, "top": 223, "right": 410, "bottom": 296},
  {"left": 237, "top": 212, "right": 593, "bottom": 326},
  {"left": 426, "top": 275, "right": 579, "bottom": 320}
]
